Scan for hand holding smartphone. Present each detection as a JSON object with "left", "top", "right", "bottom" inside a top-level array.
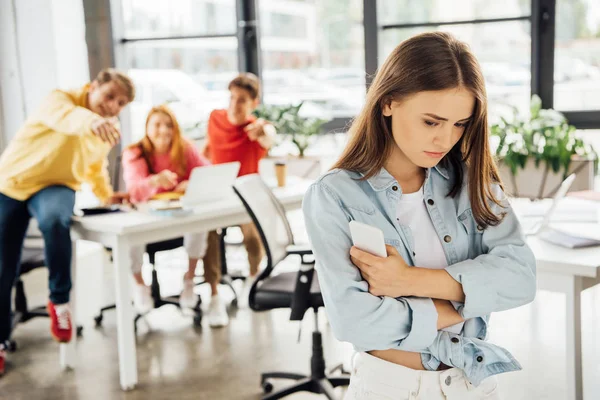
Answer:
[{"left": 349, "top": 221, "right": 387, "bottom": 257}]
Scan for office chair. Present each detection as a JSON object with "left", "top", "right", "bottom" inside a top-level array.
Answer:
[
  {"left": 8, "top": 238, "right": 83, "bottom": 352},
  {"left": 233, "top": 174, "right": 350, "bottom": 400},
  {"left": 94, "top": 237, "right": 208, "bottom": 327}
]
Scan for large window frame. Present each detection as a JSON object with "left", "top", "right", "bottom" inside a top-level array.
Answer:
[
  {"left": 364, "top": 0, "right": 600, "bottom": 129},
  {"left": 109, "top": 0, "right": 600, "bottom": 139}
]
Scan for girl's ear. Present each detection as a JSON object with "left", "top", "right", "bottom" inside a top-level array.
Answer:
[{"left": 382, "top": 96, "right": 393, "bottom": 117}]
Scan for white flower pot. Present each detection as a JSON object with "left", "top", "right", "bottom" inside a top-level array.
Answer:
[{"left": 497, "top": 158, "right": 595, "bottom": 199}]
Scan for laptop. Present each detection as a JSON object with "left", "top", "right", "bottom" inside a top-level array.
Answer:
[
  {"left": 180, "top": 161, "right": 241, "bottom": 208},
  {"left": 520, "top": 173, "right": 576, "bottom": 236}
]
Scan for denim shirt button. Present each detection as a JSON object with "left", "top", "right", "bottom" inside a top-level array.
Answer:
[
  {"left": 477, "top": 355, "right": 484, "bottom": 362},
  {"left": 445, "top": 376, "right": 452, "bottom": 386},
  {"left": 427, "top": 199, "right": 434, "bottom": 205},
  {"left": 477, "top": 225, "right": 484, "bottom": 232},
  {"left": 451, "top": 337, "right": 459, "bottom": 343},
  {"left": 392, "top": 185, "right": 398, "bottom": 191},
  {"left": 444, "top": 235, "right": 452, "bottom": 243}
]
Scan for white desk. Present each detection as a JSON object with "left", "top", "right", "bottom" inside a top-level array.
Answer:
[
  {"left": 61, "top": 179, "right": 311, "bottom": 391},
  {"left": 527, "top": 223, "right": 600, "bottom": 400}
]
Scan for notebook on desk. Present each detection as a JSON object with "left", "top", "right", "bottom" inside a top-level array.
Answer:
[
  {"left": 79, "top": 205, "right": 123, "bottom": 216},
  {"left": 538, "top": 228, "right": 600, "bottom": 249},
  {"left": 151, "top": 191, "right": 183, "bottom": 201}
]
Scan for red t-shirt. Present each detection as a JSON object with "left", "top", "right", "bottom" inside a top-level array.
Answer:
[{"left": 207, "top": 109, "right": 267, "bottom": 176}]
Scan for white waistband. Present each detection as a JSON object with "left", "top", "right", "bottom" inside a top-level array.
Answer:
[{"left": 352, "top": 352, "right": 465, "bottom": 391}]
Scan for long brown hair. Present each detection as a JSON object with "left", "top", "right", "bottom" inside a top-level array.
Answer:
[
  {"left": 128, "top": 105, "right": 187, "bottom": 177},
  {"left": 333, "top": 32, "right": 504, "bottom": 227}
]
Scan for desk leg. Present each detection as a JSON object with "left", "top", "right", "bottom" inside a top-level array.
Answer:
[
  {"left": 113, "top": 238, "right": 138, "bottom": 391},
  {"left": 60, "top": 239, "right": 77, "bottom": 369},
  {"left": 565, "top": 275, "right": 583, "bottom": 400}
]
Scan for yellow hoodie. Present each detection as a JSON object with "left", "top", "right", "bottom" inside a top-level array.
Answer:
[{"left": 0, "top": 84, "right": 114, "bottom": 202}]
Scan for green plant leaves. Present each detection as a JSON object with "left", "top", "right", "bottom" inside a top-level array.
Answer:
[
  {"left": 490, "top": 95, "right": 597, "bottom": 179},
  {"left": 252, "top": 102, "right": 332, "bottom": 157}
]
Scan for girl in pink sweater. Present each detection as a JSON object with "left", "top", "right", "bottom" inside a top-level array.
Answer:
[{"left": 122, "top": 105, "right": 209, "bottom": 313}]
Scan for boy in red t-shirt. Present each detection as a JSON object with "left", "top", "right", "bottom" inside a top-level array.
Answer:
[{"left": 203, "top": 73, "right": 276, "bottom": 327}]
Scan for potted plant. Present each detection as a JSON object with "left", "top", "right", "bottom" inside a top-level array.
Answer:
[
  {"left": 253, "top": 102, "right": 330, "bottom": 157},
  {"left": 490, "top": 95, "right": 597, "bottom": 199},
  {"left": 253, "top": 102, "right": 331, "bottom": 179}
]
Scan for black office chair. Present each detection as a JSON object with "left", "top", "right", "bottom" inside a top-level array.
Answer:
[
  {"left": 7, "top": 239, "right": 83, "bottom": 352},
  {"left": 233, "top": 174, "right": 350, "bottom": 400}
]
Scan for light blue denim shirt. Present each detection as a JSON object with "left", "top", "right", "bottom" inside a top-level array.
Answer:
[{"left": 302, "top": 164, "right": 536, "bottom": 386}]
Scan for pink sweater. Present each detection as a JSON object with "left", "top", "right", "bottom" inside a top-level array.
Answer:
[{"left": 122, "top": 140, "right": 210, "bottom": 203}]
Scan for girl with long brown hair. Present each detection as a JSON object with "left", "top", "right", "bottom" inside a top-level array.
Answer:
[
  {"left": 122, "top": 105, "right": 212, "bottom": 315},
  {"left": 303, "top": 32, "right": 536, "bottom": 399}
]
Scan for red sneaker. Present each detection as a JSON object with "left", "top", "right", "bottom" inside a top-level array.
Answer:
[
  {"left": 0, "top": 347, "right": 6, "bottom": 376},
  {"left": 47, "top": 301, "right": 73, "bottom": 343}
]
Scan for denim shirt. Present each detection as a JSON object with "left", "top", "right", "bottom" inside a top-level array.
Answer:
[{"left": 302, "top": 165, "right": 536, "bottom": 386}]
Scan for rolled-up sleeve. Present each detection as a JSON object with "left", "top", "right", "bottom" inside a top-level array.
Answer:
[
  {"left": 303, "top": 181, "right": 439, "bottom": 352},
  {"left": 446, "top": 186, "right": 537, "bottom": 319},
  {"left": 122, "top": 148, "right": 158, "bottom": 203}
]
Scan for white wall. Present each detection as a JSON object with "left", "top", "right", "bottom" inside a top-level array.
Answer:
[
  {"left": 0, "top": 0, "right": 90, "bottom": 149},
  {"left": 0, "top": 0, "right": 28, "bottom": 144}
]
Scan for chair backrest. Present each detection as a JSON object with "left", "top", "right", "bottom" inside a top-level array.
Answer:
[
  {"left": 113, "top": 153, "right": 123, "bottom": 192},
  {"left": 233, "top": 174, "right": 294, "bottom": 280}
]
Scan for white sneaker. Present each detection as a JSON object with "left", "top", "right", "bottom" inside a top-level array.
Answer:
[
  {"left": 133, "top": 284, "right": 153, "bottom": 314},
  {"left": 179, "top": 278, "right": 198, "bottom": 309},
  {"left": 208, "top": 295, "right": 229, "bottom": 328}
]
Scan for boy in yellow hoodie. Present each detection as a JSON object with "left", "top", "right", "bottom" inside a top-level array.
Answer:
[{"left": 0, "top": 69, "right": 134, "bottom": 374}]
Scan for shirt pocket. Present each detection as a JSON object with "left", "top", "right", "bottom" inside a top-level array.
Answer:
[
  {"left": 477, "top": 375, "right": 500, "bottom": 398},
  {"left": 457, "top": 208, "right": 485, "bottom": 258},
  {"left": 344, "top": 203, "right": 377, "bottom": 216},
  {"left": 384, "top": 238, "right": 401, "bottom": 247}
]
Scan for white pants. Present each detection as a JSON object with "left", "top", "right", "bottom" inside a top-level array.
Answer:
[
  {"left": 344, "top": 352, "right": 501, "bottom": 400},
  {"left": 130, "top": 232, "right": 209, "bottom": 274}
]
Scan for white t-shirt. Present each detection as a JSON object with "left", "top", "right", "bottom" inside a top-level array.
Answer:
[{"left": 396, "top": 186, "right": 464, "bottom": 334}]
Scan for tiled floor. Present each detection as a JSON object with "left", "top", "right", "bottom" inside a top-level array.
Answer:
[{"left": 2, "top": 206, "right": 600, "bottom": 399}]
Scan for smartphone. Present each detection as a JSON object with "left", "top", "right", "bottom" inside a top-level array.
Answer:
[{"left": 349, "top": 221, "right": 387, "bottom": 258}]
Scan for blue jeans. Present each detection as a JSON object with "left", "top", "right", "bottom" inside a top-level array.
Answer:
[{"left": 0, "top": 186, "right": 75, "bottom": 342}]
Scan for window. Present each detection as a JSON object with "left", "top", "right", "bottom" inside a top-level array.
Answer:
[
  {"left": 378, "top": 0, "right": 530, "bottom": 25},
  {"left": 262, "top": 13, "right": 308, "bottom": 38},
  {"left": 259, "top": 0, "right": 366, "bottom": 120},
  {"left": 117, "top": 0, "right": 237, "bottom": 141},
  {"left": 124, "top": 40, "right": 236, "bottom": 140},
  {"left": 376, "top": 0, "right": 532, "bottom": 121},
  {"left": 553, "top": 0, "right": 600, "bottom": 111},
  {"left": 121, "top": 0, "right": 236, "bottom": 38},
  {"left": 113, "top": 0, "right": 600, "bottom": 138}
]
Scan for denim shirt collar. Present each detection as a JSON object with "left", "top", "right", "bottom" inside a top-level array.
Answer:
[{"left": 362, "top": 164, "right": 450, "bottom": 192}]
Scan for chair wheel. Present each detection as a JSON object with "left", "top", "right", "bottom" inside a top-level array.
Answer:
[
  {"left": 262, "top": 379, "right": 274, "bottom": 394},
  {"left": 76, "top": 326, "right": 83, "bottom": 337},
  {"left": 94, "top": 314, "right": 103, "bottom": 327},
  {"left": 193, "top": 313, "right": 202, "bottom": 327}
]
